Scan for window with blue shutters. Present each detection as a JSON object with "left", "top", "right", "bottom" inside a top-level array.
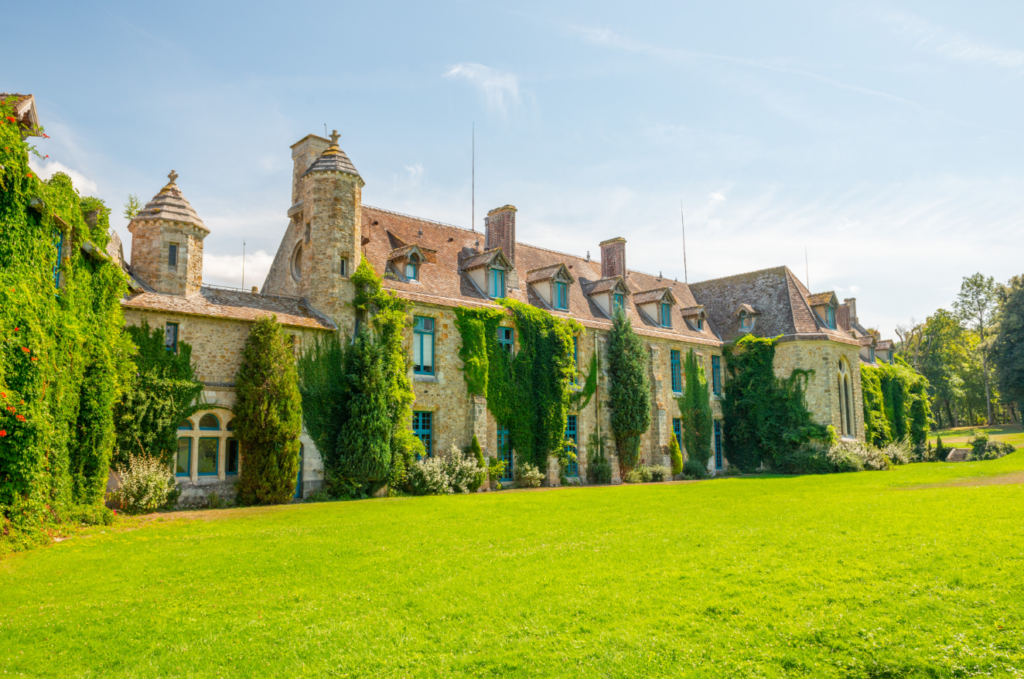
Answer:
[
  {"left": 670, "top": 350, "right": 682, "bottom": 393},
  {"left": 714, "top": 420, "right": 723, "bottom": 470},
  {"left": 405, "top": 254, "right": 419, "bottom": 281},
  {"left": 176, "top": 438, "right": 191, "bottom": 477},
  {"left": 412, "top": 411, "right": 433, "bottom": 457},
  {"left": 711, "top": 355, "right": 722, "bottom": 396},
  {"left": 555, "top": 281, "right": 568, "bottom": 310},
  {"left": 413, "top": 316, "right": 434, "bottom": 374},
  {"left": 565, "top": 415, "right": 578, "bottom": 477},
  {"left": 497, "top": 426, "right": 513, "bottom": 481},
  {"left": 614, "top": 293, "right": 624, "bottom": 312},
  {"left": 673, "top": 418, "right": 682, "bottom": 451},
  {"left": 696, "top": 318, "right": 704, "bottom": 331},
  {"left": 490, "top": 268, "right": 505, "bottom": 298},
  {"left": 827, "top": 306, "right": 836, "bottom": 330},
  {"left": 661, "top": 303, "right": 671, "bottom": 328},
  {"left": 498, "top": 327, "right": 514, "bottom": 354}
]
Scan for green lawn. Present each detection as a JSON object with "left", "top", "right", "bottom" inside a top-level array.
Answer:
[
  {"left": 3, "top": 456, "right": 1024, "bottom": 678},
  {"left": 929, "top": 423, "right": 1024, "bottom": 448}
]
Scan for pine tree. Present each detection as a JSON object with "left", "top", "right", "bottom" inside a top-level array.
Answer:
[
  {"left": 679, "top": 349, "right": 713, "bottom": 468},
  {"left": 669, "top": 430, "right": 684, "bottom": 476},
  {"left": 606, "top": 306, "right": 651, "bottom": 473},
  {"left": 234, "top": 315, "right": 303, "bottom": 505}
]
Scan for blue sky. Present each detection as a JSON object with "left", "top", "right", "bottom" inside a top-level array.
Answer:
[{"left": 11, "top": 0, "right": 1024, "bottom": 338}]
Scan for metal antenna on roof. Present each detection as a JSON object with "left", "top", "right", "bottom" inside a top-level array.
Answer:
[
  {"left": 324, "top": 124, "right": 327, "bottom": 138},
  {"left": 241, "top": 240, "right": 246, "bottom": 291},
  {"left": 471, "top": 123, "right": 475, "bottom": 232},
  {"left": 805, "top": 246, "right": 810, "bottom": 289},
  {"left": 680, "top": 200, "right": 688, "bottom": 284}
]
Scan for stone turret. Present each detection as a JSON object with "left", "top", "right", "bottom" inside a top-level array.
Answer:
[{"left": 128, "top": 171, "right": 208, "bottom": 296}]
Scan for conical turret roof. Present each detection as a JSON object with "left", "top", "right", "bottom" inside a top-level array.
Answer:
[
  {"left": 302, "top": 130, "right": 361, "bottom": 178},
  {"left": 133, "top": 170, "right": 209, "bottom": 232}
]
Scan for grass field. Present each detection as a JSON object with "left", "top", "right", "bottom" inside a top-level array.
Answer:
[
  {"left": 929, "top": 423, "right": 1024, "bottom": 449},
  {"left": 3, "top": 453, "right": 1024, "bottom": 678}
]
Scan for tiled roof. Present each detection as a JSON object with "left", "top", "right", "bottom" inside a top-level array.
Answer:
[
  {"left": 460, "top": 248, "right": 504, "bottom": 271},
  {"left": 633, "top": 288, "right": 674, "bottom": 305},
  {"left": 526, "top": 263, "right": 568, "bottom": 283},
  {"left": 679, "top": 305, "right": 705, "bottom": 317},
  {"left": 836, "top": 305, "right": 851, "bottom": 331},
  {"left": 877, "top": 339, "right": 893, "bottom": 350},
  {"left": 586, "top": 277, "right": 628, "bottom": 295},
  {"left": 807, "top": 292, "right": 836, "bottom": 307},
  {"left": 122, "top": 286, "right": 336, "bottom": 330},
  {"left": 360, "top": 206, "right": 720, "bottom": 345},
  {"left": 131, "top": 175, "right": 208, "bottom": 232}
]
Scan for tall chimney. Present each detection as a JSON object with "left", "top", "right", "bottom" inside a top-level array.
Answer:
[
  {"left": 844, "top": 297, "right": 858, "bottom": 323},
  {"left": 599, "top": 237, "right": 626, "bottom": 279},
  {"left": 485, "top": 205, "right": 517, "bottom": 265}
]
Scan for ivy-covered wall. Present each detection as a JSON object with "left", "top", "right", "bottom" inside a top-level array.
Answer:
[
  {"left": 860, "top": 360, "right": 931, "bottom": 449},
  {"left": 1, "top": 103, "right": 134, "bottom": 551}
]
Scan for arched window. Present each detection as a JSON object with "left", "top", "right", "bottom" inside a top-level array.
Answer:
[
  {"left": 178, "top": 419, "right": 194, "bottom": 430},
  {"left": 405, "top": 254, "right": 419, "bottom": 281},
  {"left": 837, "top": 359, "right": 853, "bottom": 437},
  {"left": 199, "top": 414, "right": 221, "bottom": 430},
  {"left": 291, "top": 244, "right": 303, "bottom": 281},
  {"left": 226, "top": 419, "right": 234, "bottom": 431}
]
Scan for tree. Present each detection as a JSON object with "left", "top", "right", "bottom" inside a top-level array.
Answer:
[
  {"left": 918, "top": 310, "right": 970, "bottom": 428},
  {"left": 678, "top": 349, "right": 713, "bottom": 468},
  {"left": 606, "top": 306, "right": 651, "bottom": 473},
  {"left": 113, "top": 320, "right": 204, "bottom": 466},
  {"left": 954, "top": 273, "right": 999, "bottom": 424},
  {"left": 668, "top": 430, "right": 684, "bottom": 476},
  {"left": 234, "top": 315, "right": 303, "bottom": 505},
  {"left": 993, "top": 275, "right": 1024, "bottom": 421}
]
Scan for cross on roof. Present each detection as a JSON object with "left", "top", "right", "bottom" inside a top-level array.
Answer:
[
  {"left": 167, "top": 169, "right": 178, "bottom": 184},
  {"left": 329, "top": 129, "right": 340, "bottom": 146}
]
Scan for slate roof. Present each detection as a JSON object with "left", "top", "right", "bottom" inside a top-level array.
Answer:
[
  {"left": 131, "top": 175, "right": 209, "bottom": 232},
  {"left": 122, "top": 286, "right": 336, "bottom": 330},
  {"left": 301, "top": 144, "right": 360, "bottom": 178},
  {"left": 688, "top": 266, "right": 858, "bottom": 345},
  {"left": 360, "top": 206, "right": 720, "bottom": 345}
]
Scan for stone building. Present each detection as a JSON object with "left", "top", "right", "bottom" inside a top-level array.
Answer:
[{"left": 120, "top": 129, "right": 891, "bottom": 500}]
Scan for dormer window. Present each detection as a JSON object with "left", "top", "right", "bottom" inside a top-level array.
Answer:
[
  {"left": 827, "top": 306, "right": 836, "bottom": 330},
  {"left": 697, "top": 318, "right": 704, "bottom": 331},
  {"left": 490, "top": 268, "right": 505, "bottom": 298},
  {"left": 660, "top": 303, "right": 671, "bottom": 328},
  {"left": 740, "top": 311, "right": 752, "bottom": 330},
  {"left": 614, "top": 293, "right": 624, "bottom": 312},
  {"left": 555, "top": 281, "right": 569, "bottom": 310},
  {"left": 405, "top": 254, "right": 419, "bottom": 281}
]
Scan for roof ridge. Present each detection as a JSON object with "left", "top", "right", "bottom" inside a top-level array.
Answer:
[{"left": 689, "top": 265, "right": 788, "bottom": 287}]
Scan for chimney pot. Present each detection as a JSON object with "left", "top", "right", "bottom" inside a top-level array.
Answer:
[
  {"left": 599, "top": 237, "right": 627, "bottom": 279},
  {"left": 252, "top": 286, "right": 259, "bottom": 294}
]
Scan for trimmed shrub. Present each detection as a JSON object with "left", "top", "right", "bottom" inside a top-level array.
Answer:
[
  {"left": 968, "top": 434, "right": 1015, "bottom": 461},
  {"left": 607, "top": 306, "right": 651, "bottom": 473},
  {"left": 112, "top": 453, "right": 179, "bottom": 514},
  {"left": 515, "top": 460, "right": 545, "bottom": 488},
  {"left": 234, "top": 316, "right": 303, "bottom": 506},
  {"left": 669, "top": 434, "right": 684, "bottom": 476},
  {"left": 682, "top": 459, "right": 709, "bottom": 479}
]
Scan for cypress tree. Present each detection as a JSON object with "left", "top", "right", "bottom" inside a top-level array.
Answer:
[
  {"left": 669, "top": 429, "right": 684, "bottom": 476},
  {"left": 234, "top": 315, "right": 303, "bottom": 505},
  {"left": 606, "top": 306, "right": 651, "bottom": 473},
  {"left": 679, "top": 349, "right": 713, "bottom": 468}
]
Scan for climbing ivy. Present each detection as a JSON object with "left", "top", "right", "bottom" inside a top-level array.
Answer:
[
  {"left": 861, "top": 360, "right": 931, "bottom": 450},
  {"left": 677, "top": 349, "right": 713, "bottom": 466},
  {"left": 454, "top": 299, "right": 580, "bottom": 474},
  {"left": 721, "top": 335, "right": 827, "bottom": 472},
  {"left": 1, "top": 99, "right": 134, "bottom": 552}
]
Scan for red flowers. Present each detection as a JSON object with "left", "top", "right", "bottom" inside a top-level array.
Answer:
[
  {"left": 21, "top": 347, "right": 30, "bottom": 353},
  {"left": 6, "top": 406, "right": 14, "bottom": 413},
  {"left": 13, "top": 328, "right": 19, "bottom": 332},
  {"left": 42, "top": 133, "right": 49, "bottom": 139},
  {"left": 26, "top": 173, "right": 33, "bottom": 179},
  {"left": 15, "top": 415, "right": 25, "bottom": 422},
  {"left": 30, "top": 357, "right": 37, "bottom": 362},
  {"left": 0, "top": 392, "right": 5, "bottom": 398},
  {"left": 0, "top": 430, "right": 6, "bottom": 437},
  {"left": 4, "top": 117, "right": 14, "bottom": 124}
]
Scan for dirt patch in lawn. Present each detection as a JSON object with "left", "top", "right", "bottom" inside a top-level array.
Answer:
[{"left": 904, "top": 471, "right": 1024, "bottom": 490}]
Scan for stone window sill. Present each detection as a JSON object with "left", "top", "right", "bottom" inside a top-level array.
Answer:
[{"left": 414, "top": 374, "right": 439, "bottom": 383}]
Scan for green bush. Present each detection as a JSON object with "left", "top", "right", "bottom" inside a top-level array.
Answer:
[
  {"left": 468, "top": 435, "right": 486, "bottom": 492},
  {"left": 648, "top": 465, "right": 671, "bottom": 482},
  {"left": 682, "top": 459, "right": 709, "bottom": 479},
  {"left": 607, "top": 306, "right": 651, "bottom": 474},
  {"left": 111, "top": 453, "right": 179, "bottom": 514},
  {"left": 487, "top": 456, "right": 507, "bottom": 489},
  {"left": 774, "top": 443, "right": 836, "bottom": 475},
  {"left": 234, "top": 316, "right": 303, "bottom": 506},
  {"left": 668, "top": 434, "right": 683, "bottom": 476},
  {"left": 624, "top": 465, "right": 653, "bottom": 484},
  {"left": 968, "top": 434, "right": 1015, "bottom": 461},
  {"left": 585, "top": 432, "right": 613, "bottom": 484},
  {"left": 65, "top": 504, "right": 115, "bottom": 527},
  {"left": 389, "top": 428, "right": 424, "bottom": 492},
  {"left": 678, "top": 349, "right": 713, "bottom": 468},
  {"left": 515, "top": 460, "right": 545, "bottom": 488}
]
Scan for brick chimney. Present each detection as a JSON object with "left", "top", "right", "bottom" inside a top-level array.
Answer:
[
  {"left": 485, "top": 205, "right": 517, "bottom": 265},
  {"left": 844, "top": 297, "right": 858, "bottom": 323},
  {"left": 600, "top": 237, "right": 626, "bottom": 278}
]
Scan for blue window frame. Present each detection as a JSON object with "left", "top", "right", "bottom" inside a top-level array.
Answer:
[
  {"left": 53, "top": 230, "right": 64, "bottom": 287},
  {"left": 412, "top": 411, "right": 433, "bottom": 457},
  {"left": 740, "top": 311, "right": 751, "bottom": 330},
  {"left": 176, "top": 438, "right": 191, "bottom": 477},
  {"left": 555, "top": 281, "right": 569, "bottom": 310},
  {"left": 490, "top": 268, "right": 505, "bottom": 298},
  {"left": 869, "top": 346, "right": 876, "bottom": 363},
  {"left": 497, "top": 426, "right": 513, "bottom": 481},
  {"left": 573, "top": 336, "right": 579, "bottom": 370},
  {"left": 405, "top": 255, "right": 419, "bottom": 281},
  {"left": 198, "top": 438, "right": 218, "bottom": 476},
  {"left": 413, "top": 316, "right": 434, "bottom": 374},
  {"left": 697, "top": 318, "right": 704, "bottom": 331},
  {"left": 199, "top": 414, "right": 220, "bottom": 430},
  {"left": 168, "top": 243, "right": 178, "bottom": 268},
  {"left": 714, "top": 421, "right": 723, "bottom": 470},
  {"left": 661, "top": 303, "right": 672, "bottom": 328},
  {"left": 670, "top": 350, "right": 682, "bottom": 393},
  {"left": 827, "top": 306, "right": 836, "bottom": 330},
  {"left": 673, "top": 418, "right": 683, "bottom": 451},
  {"left": 178, "top": 419, "right": 193, "bottom": 431},
  {"left": 226, "top": 439, "right": 239, "bottom": 475},
  {"left": 294, "top": 444, "right": 304, "bottom": 498},
  {"left": 165, "top": 323, "right": 178, "bottom": 352},
  {"left": 565, "top": 415, "right": 578, "bottom": 477},
  {"left": 614, "top": 293, "right": 624, "bottom": 312},
  {"left": 498, "top": 327, "right": 514, "bottom": 354},
  {"left": 712, "top": 355, "right": 722, "bottom": 396}
]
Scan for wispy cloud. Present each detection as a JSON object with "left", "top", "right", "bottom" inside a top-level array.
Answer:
[
  {"left": 445, "top": 63, "right": 520, "bottom": 114},
  {"left": 873, "top": 9, "right": 1024, "bottom": 70},
  {"left": 202, "top": 249, "right": 275, "bottom": 289},
  {"left": 27, "top": 158, "right": 98, "bottom": 194}
]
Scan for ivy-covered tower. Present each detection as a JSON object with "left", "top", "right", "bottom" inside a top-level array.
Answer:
[
  {"left": 128, "top": 170, "right": 209, "bottom": 296},
  {"left": 262, "top": 130, "right": 364, "bottom": 330}
]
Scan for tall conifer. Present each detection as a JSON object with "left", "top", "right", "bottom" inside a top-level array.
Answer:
[
  {"left": 607, "top": 306, "right": 650, "bottom": 473},
  {"left": 679, "top": 349, "right": 713, "bottom": 468}
]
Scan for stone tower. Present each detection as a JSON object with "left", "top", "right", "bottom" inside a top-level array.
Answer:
[
  {"left": 264, "top": 130, "right": 364, "bottom": 328},
  {"left": 128, "top": 171, "right": 209, "bottom": 295}
]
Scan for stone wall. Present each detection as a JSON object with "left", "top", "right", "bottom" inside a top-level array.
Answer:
[
  {"left": 774, "top": 339, "right": 865, "bottom": 441},
  {"left": 128, "top": 220, "right": 206, "bottom": 296}
]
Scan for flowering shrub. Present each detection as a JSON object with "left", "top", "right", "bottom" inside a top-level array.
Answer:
[
  {"left": 648, "top": 465, "right": 672, "bottom": 482},
  {"left": 514, "top": 460, "right": 544, "bottom": 488},
  {"left": 111, "top": 454, "right": 180, "bottom": 514},
  {"left": 408, "top": 445, "right": 483, "bottom": 495}
]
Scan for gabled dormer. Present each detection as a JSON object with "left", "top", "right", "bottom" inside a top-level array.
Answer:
[
  {"left": 680, "top": 305, "right": 709, "bottom": 332},
  {"left": 807, "top": 291, "right": 840, "bottom": 330},
  {"left": 526, "top": 263, "right": 575, "bottom": 311},
  {"left": 586, "top": 276, "right": 630, "bottom": 318},
  {"left": 734, "top": 303, "right": 759, "bottom": 333},
  {"left": 633, "top": 287, "right": 677, "bottom": 328},
  {"left": 387, "top": 243, "right": 436, "bottom": 283},
  {"left": 461, "top": 247, "right": 515, "bottom": 299}
]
